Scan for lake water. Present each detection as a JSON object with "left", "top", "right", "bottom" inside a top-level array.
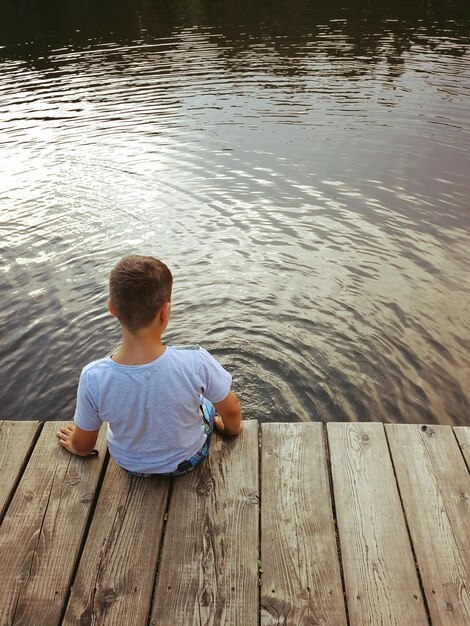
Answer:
[{"left": 1, "top": 0, "right": 469, "bottom": 425}]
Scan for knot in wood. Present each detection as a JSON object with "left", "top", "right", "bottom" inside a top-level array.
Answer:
[
  {"left": 79, "top": 609, "right": 93, "bottom": 626},
  {"left": 102, "top": 587, "right": 117, "bottom": 608},
  {"left": 80, "top": 492, "right": 94, "bottom": 504},
  {"left": 24, "top": 491, "right": 35, "bottom": 501},
  {"left": 361, "top": 434, "right": 369, "bottom": 442},
  {"left": 201, "top": 588, "right": 213, "bottom": 607},
  {"left": 245, "top": 491, "right": 259, "bottom": 505},
  {"left": 421, "top": 425, "right": 435, "bottom": 436},
  {"left": 445, "top": 602, "right": 453, "bottom": 612},
  {"left": 18, "top": 570, "right": 30, "bottom": 583},
  {"left": 208, "top": 523, "right": 221, "bottom": 536},
  {"left": 196, "top": 480, "right": 212, "bottom": 496}
]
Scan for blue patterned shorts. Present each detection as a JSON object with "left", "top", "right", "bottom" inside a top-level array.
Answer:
[{"left": 126, "top": 395, "right": 215, "bottom": 478}]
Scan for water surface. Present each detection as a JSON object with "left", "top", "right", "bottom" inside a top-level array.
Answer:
[{"left": 1, "top": 0, "right": 469, "bottom": 424}]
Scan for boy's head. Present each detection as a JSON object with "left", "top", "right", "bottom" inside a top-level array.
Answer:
[{"left": 109, "top": 255, "right": 173, "bottom": 333}]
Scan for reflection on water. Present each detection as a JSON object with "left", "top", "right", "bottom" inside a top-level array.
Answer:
[{"left": 0, "top": 0, "right": 469, "bottom": 425}]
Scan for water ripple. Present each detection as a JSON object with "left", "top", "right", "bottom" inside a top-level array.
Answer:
[{"left": 1, "top": 4, "right": 469, "bottom": 424}]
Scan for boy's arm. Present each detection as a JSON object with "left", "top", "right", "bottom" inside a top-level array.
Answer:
[
  {"left": 56, "top": 424, "right": 100, "bottom": 456},
  {"left": 213, "top": 391, "right": 242, "bottom": 436}
]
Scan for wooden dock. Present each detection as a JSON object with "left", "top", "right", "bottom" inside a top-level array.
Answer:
[{"left": 0, "top": 420, "right": 469, "bottom": 625}]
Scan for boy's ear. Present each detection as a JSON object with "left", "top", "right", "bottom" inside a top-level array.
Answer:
[
  {"left": 160, "top": 302, "right": 171, "bottom": 323},
  {"left": 108, "top": 298, "right": 117, "bottom": 318}
]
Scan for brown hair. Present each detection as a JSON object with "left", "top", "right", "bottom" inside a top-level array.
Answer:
[{"left": 109, "top": 255, "right": 173, "bottom": 333}]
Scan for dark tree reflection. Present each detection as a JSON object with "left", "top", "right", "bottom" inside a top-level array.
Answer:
[{"left": 0, "top": 0, "right": 468, "bottom": 75}]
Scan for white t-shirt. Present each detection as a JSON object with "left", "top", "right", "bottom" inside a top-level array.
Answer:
[{"left": 73, "top": 345, "right": 232, "bottom": 473}]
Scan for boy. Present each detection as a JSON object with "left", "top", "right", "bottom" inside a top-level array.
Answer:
[{"left": 56, "top": 255, "right": 242, "bottom": 476}]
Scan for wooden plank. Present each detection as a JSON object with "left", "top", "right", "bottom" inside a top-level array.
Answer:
[
  {"left": 386, "top": 424, "right": 470, "bottom": 625},
  {"left": 0, "top": 421, "right": 42, "bottom": 522},
  {"left": 327, "top": 422, "right": 428, "bottom": 626},
  {"left": 0, "top": 421, "right": 107, "bottom": 626},
  {"left": 62, "top": 459, "right": 171, "bottom": 626},
  {"left": 260, "top": 422, "right": 347, "bottom": 626},
  {"left": 151, "top": 421, "right": 259, "bottom": 626},
  {"left": 454, "top": 427, "right": 470, "bottom": 469}
]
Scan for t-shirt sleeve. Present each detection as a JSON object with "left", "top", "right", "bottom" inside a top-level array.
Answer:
[
  {"left": 73, "top": 368, "right": 103, "bottom": 431},
  {"left": 199, "top": 347, "right": 232, "bottom": 403}
]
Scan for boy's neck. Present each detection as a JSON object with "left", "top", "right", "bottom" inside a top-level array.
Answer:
[{"left": 112, "top": 327, "right": 166, "bottom": 366}]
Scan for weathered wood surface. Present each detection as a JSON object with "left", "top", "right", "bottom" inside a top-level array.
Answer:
[
  {"left": 151, "top": 421, "right": 259, "bottom": 626},
  {"left": 62, "top": 459, "right": 171, "bottom": 626},
  {"left": 260, "top": 422, "right": 347, "bottom": 626},
  {"left": 0, "top": 421, "right": 42, "bottom": 522},
  {"left": 386, "top": 424, "right": 470, "bottom": 625},
  {"left": 327, "top": 422, "right": 429, "bottom": 625},
  {"left": 0, "top": 421, "right": 469, "bottom": 626},
  {"left": 454, "top": 426, "right": 470, "bottom": 469},
  {"left": 0, "top": 422, "right": 107, "bottom": 626}
]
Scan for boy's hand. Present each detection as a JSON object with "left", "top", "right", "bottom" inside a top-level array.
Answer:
[
  {"left": 214, "top": 414, "right": 225, "bottom": 433},
  {"left": 212, "top": 392, "right": 242, "bottom": 437},
  {"left": 57, "top": 424, "right": 80, "bottom": 455},
  {"left": 56, "top": 424, "right": 100, "bottom": 456}
]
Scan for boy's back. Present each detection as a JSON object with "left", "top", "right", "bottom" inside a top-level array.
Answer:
[{"left": 74, "top": 345, "right": 231, "bottom": 474}]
